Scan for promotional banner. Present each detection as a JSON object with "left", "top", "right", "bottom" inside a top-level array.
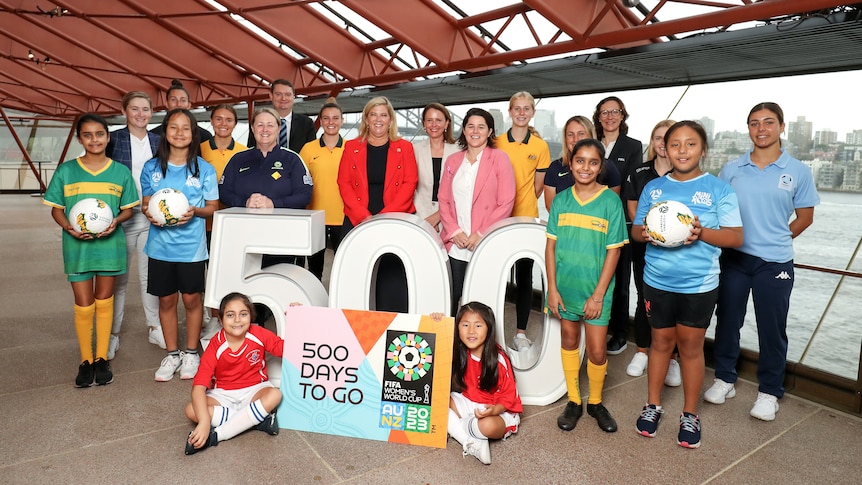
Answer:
[{"left": 279, "top": 306, "right": 454, "bottom": 448}]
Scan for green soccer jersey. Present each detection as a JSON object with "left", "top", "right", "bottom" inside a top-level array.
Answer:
[
  {"left": 546, "top": 186, "right": 628, "bottom": 323},
  {"left": 43, "top": 158, "right": 140, "bottom": 276}
]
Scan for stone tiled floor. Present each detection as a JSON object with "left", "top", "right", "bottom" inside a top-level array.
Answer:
[{"left": 2, "top": 194, "right": 860, "bottom": 484}]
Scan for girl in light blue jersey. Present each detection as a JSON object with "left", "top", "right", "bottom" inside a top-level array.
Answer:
[
  {"left": 632, "top": 121, "right": 743, "bottom": 449},
  {"left": 142, "top": 109, "right": 219, "bottom": 383}
]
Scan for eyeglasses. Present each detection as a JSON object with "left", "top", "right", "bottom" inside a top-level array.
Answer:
[{"left": 600, "top": 109, "right": 623, "bottom": 118}]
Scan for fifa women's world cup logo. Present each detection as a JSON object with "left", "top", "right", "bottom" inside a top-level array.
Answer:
[{"left": 379, "top": 331, "right": 436, "bottom": 433}]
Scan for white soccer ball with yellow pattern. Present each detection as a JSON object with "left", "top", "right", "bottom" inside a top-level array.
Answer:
[
  {"left": 68, "top": 198, "right": 113, "bottom": 235},
  {"left": 644, "top": 200, "right": 694, "bottom": 248},
  {"left": 147, "top": 188, "right": 190, "bottom": 226}
]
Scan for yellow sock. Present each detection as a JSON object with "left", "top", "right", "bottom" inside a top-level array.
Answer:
[
  {"left": 94, "top": 296, "right": 114, "bottom": 360},
  {"left": 587, "top": 359, "right": 608, "bottom": 405},
  {"left": 561, "top": 348, "right": 582, "bottom": 404},
  {"left": 74, "top": 303, "right": 95, "bottom": 363}
]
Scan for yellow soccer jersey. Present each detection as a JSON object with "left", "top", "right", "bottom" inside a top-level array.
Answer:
[
  {"left": 300, "top": 136, "right": 345, "bottom": 226},
  {"left": 496, "top": 129, "right": 551, "bottom": 217}
]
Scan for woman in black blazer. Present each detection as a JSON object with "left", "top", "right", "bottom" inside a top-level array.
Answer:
[{"left": 593, "top": 96, "right": 643, "bottom": 355}]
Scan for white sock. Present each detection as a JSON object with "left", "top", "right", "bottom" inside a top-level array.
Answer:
[
  {"left": 466, "top": 416, "right": 488, "bottom": 440},
  {"left": 210, "top": 406, "right": 230, "bottom": 427},
  {"left": 214, "top": 399, "right": 266, "bottom": 441},
  {"left": 447, "top": 409, "right": 471, "bottom": 446}
]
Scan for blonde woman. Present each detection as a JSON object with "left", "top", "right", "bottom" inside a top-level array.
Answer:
[
  {"left": 337, "top": 96, "right": 418, "bottom": 312},
  {"left": 495, "top": 92, "right": 551, "bottom": 351}
]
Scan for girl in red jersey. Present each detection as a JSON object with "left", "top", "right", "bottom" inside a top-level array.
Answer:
[
  {"left": 444, "top": 301, "right": 522, "bottom": 465},
  {"left": 184, "top": 292, "right": 284, "bottom": 454}
]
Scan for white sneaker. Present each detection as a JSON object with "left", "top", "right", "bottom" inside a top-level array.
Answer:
[
  {"left": 148, "top": 326, "right": 167, "bottom": 349},
  {"left": 664, "top": 359, "right": 682, "bottom": 387},
  {"left": 462, "top": 438, "right": 491, "bottom": 465},
  {"left": 626, "top": 352, "right": 648, "bottom": 377},
  {"left": 155, "top": 353, "right": 182, "bottom": 382},
  {"left": 704, "top": 378, "right": 736, "bottom": 404},
  {"left": 107, "top": 334, "right": 120, "bottom": 361},
  {"left": 512, "top": 333, "right": 532, "bottom": 351},
  {"left": 179, "top": 352, "right": 200, "bottom": 380},
  {"left": 750, "top": 392, "right": 779, "bottom": 421}
]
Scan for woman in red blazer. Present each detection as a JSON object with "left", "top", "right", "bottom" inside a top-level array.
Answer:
[
  {"left": 438, "top": 108, "right": 516, "bottom": 315},
  {"left": 337, "top": 96, "right": 419, "bottom": 312}
]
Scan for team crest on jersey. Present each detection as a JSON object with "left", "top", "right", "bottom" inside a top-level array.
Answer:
[
  {"left": 779, "top": 173, "right": 793, "bottom": 191},
  {"left": 151, "top": 172, "right": 162, "bottom": 184},
  {"left": 691, "top": 191, "right": 713, "bottom": 207},
  {"left": 247, "top": 349, "right": 262, "bottom": 366},
  {"left": 649, "top": 188, "right": 663, "bottom": 200},
  {"left": 271, "top": 161, "right": 283, "bottom": 170},
  {"left": 186, "top": 176, "right": 201, "bottom": 188}
]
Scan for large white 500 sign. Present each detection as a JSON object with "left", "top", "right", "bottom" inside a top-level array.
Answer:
[{"left": 205, "top": 208, "right": 580, "bottom": 406}]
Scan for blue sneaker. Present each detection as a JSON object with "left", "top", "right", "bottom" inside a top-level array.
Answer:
[
  {"left": 677, "top": 412, "right": 701, "bottom": 449},
  {"left": 636, "top": 404, "right": 663, "bottom": 437},
  {"left": 255, "top": 412, "right": 279, "bottom": 435}
]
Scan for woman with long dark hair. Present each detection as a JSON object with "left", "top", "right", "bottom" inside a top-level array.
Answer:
[
  {"left": 141, "top": 109, "right": 219, "bottom": 382},
  {"left": 707, "top": 102, "right": 819, "bottom": 421}
]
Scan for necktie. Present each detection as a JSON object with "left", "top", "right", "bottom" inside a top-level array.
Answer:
[{"left": 279, "top": 117, "right": 289, "bottom": 149}]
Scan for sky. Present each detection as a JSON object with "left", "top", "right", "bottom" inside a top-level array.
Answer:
[{"left": 464, "top": 70, "right": 862, "bottom": 145}]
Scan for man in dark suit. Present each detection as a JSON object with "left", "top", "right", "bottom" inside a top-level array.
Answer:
[{"left": 247, "top": 79, "right": 316, "bottom": 154}]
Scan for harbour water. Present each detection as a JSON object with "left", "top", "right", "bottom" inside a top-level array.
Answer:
[{"left": 718, "top": 190, "right": 862, "bottom": 380}]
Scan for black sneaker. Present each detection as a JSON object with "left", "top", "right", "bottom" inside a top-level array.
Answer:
[
  {"left": 606, "top": 336, "right": 628, "bottom": 355},
  {"left": 636, "top": 404, "right": 664, "bottom": 437},
  {"left": 587, "top": 403, "right": 618, "bottom": 432},
  {"left": 185, "top": 428, "right": 219, "bottom": 455},
  {"left": 93, "top": 358, "right": 113, "bottom": 385},
  {"left": 75, "top": 361, "right": 94, "bottom": 388},
  {"left": 255, "top": 412, "right": 279, "bottom": 435},
  {"left": 556, "top": 401, "right": 583, "bottom": 431},
  {"left": 677, "top": 412, "right": 701, "bottom": 449}
]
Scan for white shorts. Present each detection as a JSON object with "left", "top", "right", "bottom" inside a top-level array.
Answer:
[
  {"left": 206, "top": 381, "right": 276, "bottom": 412},
  {"left": 450, "top": 392, "right": 520, "bottom": 438}
]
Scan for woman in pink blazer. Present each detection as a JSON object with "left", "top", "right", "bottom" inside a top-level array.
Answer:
[{"left": 439, "top": 108, "right": 516, "bottom": 315}]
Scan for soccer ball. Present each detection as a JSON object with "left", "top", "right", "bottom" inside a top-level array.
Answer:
[
  {"left": 68, "top": 198, "right": 113, "bottom": 235},
  {"left": 147, "top": 188, "right": 190, "bottom": 226},
  {"left": 644, "top": 200, "right": 694, "bottom": 248}
]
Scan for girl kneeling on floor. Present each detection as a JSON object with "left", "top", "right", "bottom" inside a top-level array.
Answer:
[{"left": 446, "top": 301, "right": 522, "bottom": 465}]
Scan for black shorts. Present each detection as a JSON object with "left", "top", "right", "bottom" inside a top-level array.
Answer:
[
  {"left": 147, "top": 258, "right": 206, "bottom": 297},
  {"left": 643, "top": 283, "right": 717, "bottom": 329}
]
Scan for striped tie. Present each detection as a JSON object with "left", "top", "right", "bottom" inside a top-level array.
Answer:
[{"left": 278, "top": 118, "right": 288, "bottom": 149}]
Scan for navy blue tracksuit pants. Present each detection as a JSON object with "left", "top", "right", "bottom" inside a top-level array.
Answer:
[{"left": 714, "top": 249, "right": 794, "bottom": 398}]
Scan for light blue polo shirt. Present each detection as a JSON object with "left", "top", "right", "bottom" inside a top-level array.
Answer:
[
  {"left": 141, "top": 157, "right": 219, "bottom": 263},
  {"left": 719, "top": 149, "right": 819, "bottom": 263},
  {"left": 635, "top": 173, "right": 741, "bottom": 294}
]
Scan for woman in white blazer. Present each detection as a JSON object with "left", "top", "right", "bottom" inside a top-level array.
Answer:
[{"left": 412, "top": 103, "right": 460, "bottom": 232}]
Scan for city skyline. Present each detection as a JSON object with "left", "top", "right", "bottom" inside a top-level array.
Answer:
[{"left": 474, "top": 70, "right": 861, "bottom": 147}]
